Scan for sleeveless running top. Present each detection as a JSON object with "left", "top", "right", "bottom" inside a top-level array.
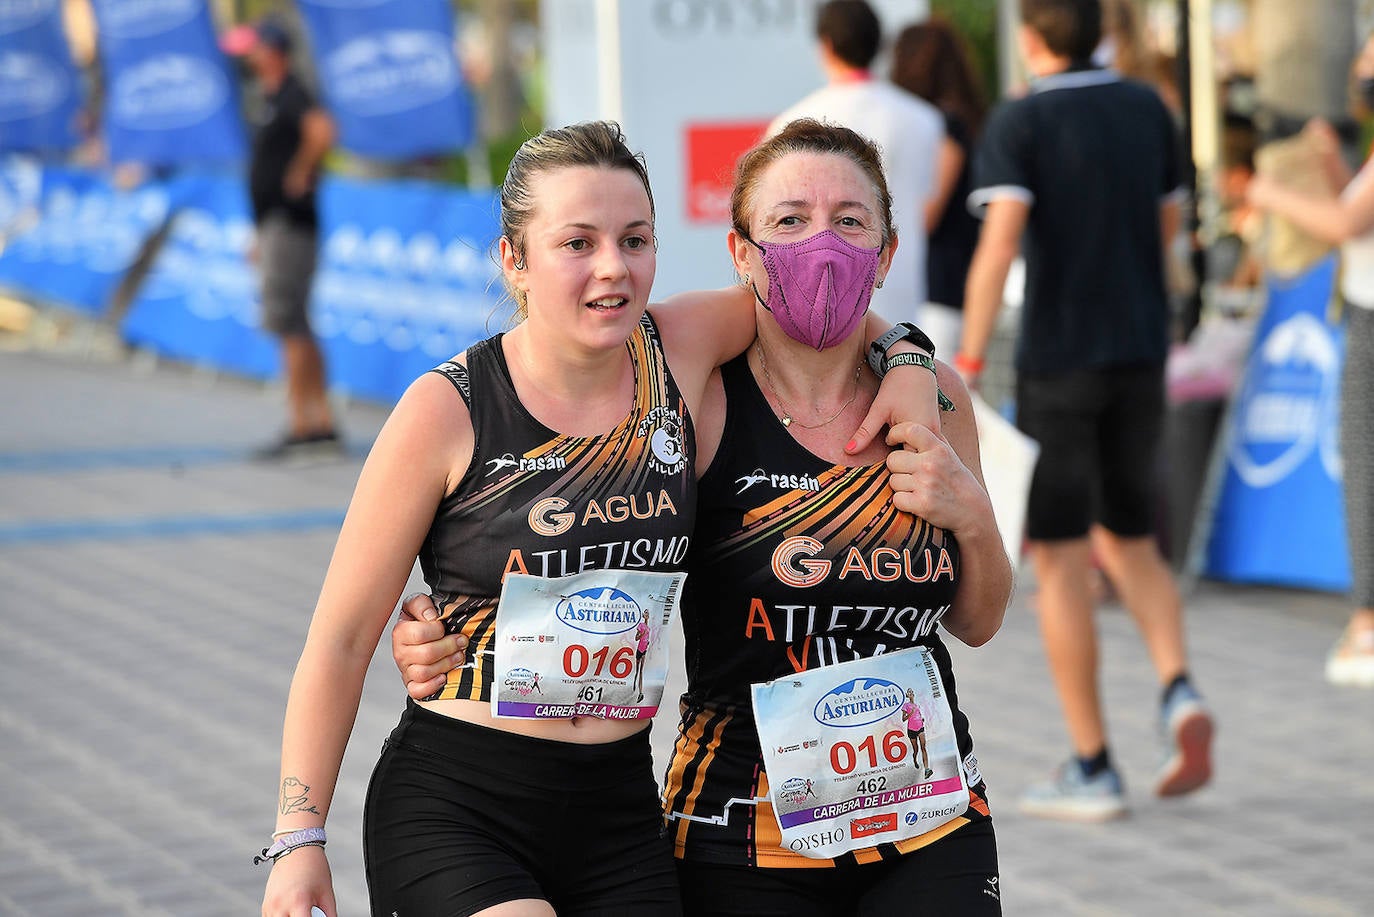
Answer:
[
  {"left": 422, "top": 314, "right": 696, "bottom": 703},
  {"left": 663, "top": 354, "right": 989, "bottom": 868}
]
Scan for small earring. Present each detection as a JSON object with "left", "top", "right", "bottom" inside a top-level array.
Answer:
[{"left": 875, "top": 279, "right": 884, "bottom": 289}]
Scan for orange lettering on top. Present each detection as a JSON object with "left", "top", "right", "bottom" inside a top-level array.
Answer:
[
  {"left": 933, "top": 547, "right": 956, "bottom": 581},
  {"left": 905, "top": 548, "right": 933, "bottom": 583},
  {"left": 838, "top": 547, "right": 872, "bottom": 580},
  {"left": 503, "top": 549, "right": 530, "bottom": 578},
  {"left": 870, "top": 547, "right": 903, "bottom": 582},
  {"left": 744, "top": 597, "right": 776, "bottom": 641},
  {"left": 630, "top": 492, "right": 655, "bottom": 519},
  {"left": 582, "top": 500, "right": 608, "bottom": 525}
]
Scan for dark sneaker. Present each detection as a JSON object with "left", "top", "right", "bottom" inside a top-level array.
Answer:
[
  {"left": 1019, "top": 760, "right": 1127, "bottom": 821},
  {"left": 1154, "top": 682, "right": 1214, "bottom": 797},
  {"left": 253, "top": 429, "right": 344, "bottom": 462}
]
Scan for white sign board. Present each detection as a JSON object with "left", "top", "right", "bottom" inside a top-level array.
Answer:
[{"left": 542, "top": 0, "right": 929, "bottom": 298}]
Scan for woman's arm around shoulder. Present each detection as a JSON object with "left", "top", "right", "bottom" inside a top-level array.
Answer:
[
  {"left": 648, "top": 285, "right": 758, "bottom": 408},
  {"left": 884, "top": 363, "right": 1012, "bottom": 647}
]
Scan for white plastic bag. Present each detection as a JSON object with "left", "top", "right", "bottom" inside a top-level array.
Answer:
[{"left": 970, "top": 394, "right": 1039, "bottom": 565}]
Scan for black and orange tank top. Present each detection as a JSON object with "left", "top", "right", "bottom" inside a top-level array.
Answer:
[
  {"left": 422, "top": 314, "right": 696, "bottom": 703},
  {"left": 664, "top": 354, "right": 988, "bottom": 868}
]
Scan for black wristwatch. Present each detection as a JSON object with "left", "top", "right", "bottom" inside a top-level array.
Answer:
[{"left": 867, "top": 321, "right": 935, "bottom": 377}]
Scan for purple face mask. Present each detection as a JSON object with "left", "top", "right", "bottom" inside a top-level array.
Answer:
[{"left": 748, "top": 228, "right": 882, "bottom": 351}]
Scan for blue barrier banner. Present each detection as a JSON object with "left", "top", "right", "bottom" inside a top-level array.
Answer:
[
  {"left": 0, "top": 165, "right": 174, "bottom": 314},
  {"left": 312, "top": 176, "right": 501, "bottom": 401},
  {"left": 121, "top": 173, "right": 501, "bottom": 403},
  {"left": 0, "top": 154, "right": 45, "bottom": 234},
  {"left": 120, "top": 170, "right": 279, "bottom": 376},
  {"left": 1205, "top": 256, "right": 1350, "bottom": 592},
  {"left": 296, "top": 0, "right": 474, "bottom": 160},
  {"left": 92, "top": 0, "right": 246, "bottom": 166},
  {"left": 0, "top": 0, "right": 83, "bottom": 153}
]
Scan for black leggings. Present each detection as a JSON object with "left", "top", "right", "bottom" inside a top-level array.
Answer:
[
  {"left": 365, "top": 700, "right": 681, "bottom": 917},
  {"left": 675, "top": 819, "right": 1001, "bottom": 917}
]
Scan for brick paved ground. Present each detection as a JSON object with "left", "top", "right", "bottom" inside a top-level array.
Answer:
[{"left": 1, "top": 344, "right": 1370, "bottom": 916}]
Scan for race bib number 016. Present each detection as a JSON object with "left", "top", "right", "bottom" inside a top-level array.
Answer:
[
  {"left": 751, "top": 646, "right": 969, "bottom": 859},
  {"left": 492, "top": 570, "right": 685, "bottom": 720}
]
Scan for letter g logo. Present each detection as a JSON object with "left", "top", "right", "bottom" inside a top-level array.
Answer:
[
  {"left": 529, "top": 497, "right": 575, "bottom": 536},
  {"left": 771, "top": 536, "right": 830, "bottom": 588}
]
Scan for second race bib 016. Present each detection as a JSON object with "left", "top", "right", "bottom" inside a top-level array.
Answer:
[{"left": 751, "top": 646, "right": 969, "bottom": 858}]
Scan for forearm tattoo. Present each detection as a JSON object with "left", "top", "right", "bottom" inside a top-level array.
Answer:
[{"left": 279, "top": 776, "right": 322, "bottom": 816}]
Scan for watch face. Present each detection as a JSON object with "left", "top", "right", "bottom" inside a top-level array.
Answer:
[{"left": 899, "top": 322, "right": 935, "bottom": 355}]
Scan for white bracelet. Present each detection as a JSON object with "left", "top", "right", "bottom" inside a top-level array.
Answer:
[{"left": 254, "top": 826, "right": 326, "bottom": 865}]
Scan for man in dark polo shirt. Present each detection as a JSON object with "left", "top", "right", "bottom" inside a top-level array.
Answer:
[
  {"left": 246, "top": 19, "right": 339, "bottom": 459},
  {"left": 957, "top": 0, "right": 1214, "bottom": 820}
]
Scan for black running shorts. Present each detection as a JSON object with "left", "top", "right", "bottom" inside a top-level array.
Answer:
[
  {"left": 1016, "top": 365, "right": 1166, "bottom": 541},
  {"left": 675, "top": 819, "right": 1000, "bottom": 916},
  {"left": 364, "top": 700, "right": 681, "bottom": 917}
]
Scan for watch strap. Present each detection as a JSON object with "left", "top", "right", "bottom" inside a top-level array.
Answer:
[{"left": 867, "top": 322, "right": 935, "bottom": 376}]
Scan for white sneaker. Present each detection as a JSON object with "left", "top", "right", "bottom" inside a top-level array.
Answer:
[{"left": 1325, "top": 626, "right": 1374, "bottom": 687}]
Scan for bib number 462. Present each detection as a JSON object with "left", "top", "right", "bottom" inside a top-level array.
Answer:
[
  {"left": 563, "top": 644, "right": 635, "bottom": 680},
  {"left": 830, "top": 730, "right": 908, "bottom": 775}
]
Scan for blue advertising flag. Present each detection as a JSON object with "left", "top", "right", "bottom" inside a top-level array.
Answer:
[
  {"left": 312, "top": 175, "right": 500, "bottom": 401},
  {"left": 120, "top": 170, "right": 280, "bottom": 376},
  {"left": 0, "top": 155, "right": 45, "bottom": 234},
  {"left": 0, "top": 0, "right": 83, "bottom": 153},
  {"left": 92, "top": 0, "right": 246, "bottom": 166},
  {"left": 120, "top": 172, "right": 501, "bottom": 403},
  {"left": 0, "top": 164, "right": 176, "bottom": 315},
  {"left": 296, "top": 0, "right": 474, "bottom": 160},
  {"left": 1205, "top": 256, "right": 1351, "bottom": 592}
]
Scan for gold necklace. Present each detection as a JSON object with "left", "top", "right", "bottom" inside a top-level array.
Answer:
[{"left": 755, "top": 340, "right": 862, "bottom": 429}]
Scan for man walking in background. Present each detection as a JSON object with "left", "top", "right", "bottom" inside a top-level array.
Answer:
[
  {"left": 245, "top": 19, "right": 339, "bottom": 459},
  {"left": 957, "top": 0, "right": 1215, "bottom": 820},
  {"left": 771, "top": 0, "right": 945, "bottom": 327}
]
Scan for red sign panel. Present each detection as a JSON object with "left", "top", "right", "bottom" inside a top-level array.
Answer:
[{"left": 684, "top": 121, "right": 769, "bottom": 224}]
